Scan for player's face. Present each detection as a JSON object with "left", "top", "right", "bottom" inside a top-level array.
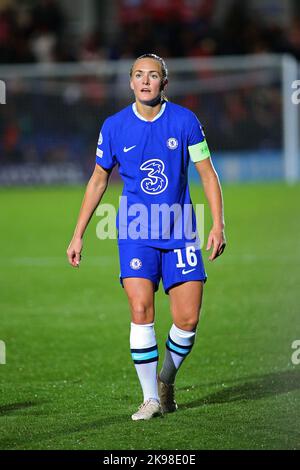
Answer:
[{"left": 130, "top": 58, "right": 165, "bottom": 104}]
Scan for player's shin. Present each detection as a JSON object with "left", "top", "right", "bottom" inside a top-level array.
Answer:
[
  {"left": 159, "top": 324, "right": 196, "bottom": 385},
  {"left": 130, "top": 322, "right": 159, "bottom": 402}
]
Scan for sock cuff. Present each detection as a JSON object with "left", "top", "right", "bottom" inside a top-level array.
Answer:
[
  {"left": 130, "top": 322, "right": 157, "bottom": 350},
  {"left": 130, "top": 322, "right": 154, "bottom": 328},
  {"left": 166, "top": 324, "right": 195, "bottom": 357},
  {"left": 170, "top": 324, "right": 196, "bottom": 342}
]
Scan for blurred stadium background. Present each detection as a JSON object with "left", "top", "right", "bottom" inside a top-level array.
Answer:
[
  {"left": 0, "top": 0, "right": 300, "bottom": 451},
  {"left": 0, "top": 0, "right": 299, "bottom": 184}
]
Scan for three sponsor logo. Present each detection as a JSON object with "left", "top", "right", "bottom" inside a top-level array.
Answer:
[{"left": 140, "top": 159, "right": 168, "bottom": 195}]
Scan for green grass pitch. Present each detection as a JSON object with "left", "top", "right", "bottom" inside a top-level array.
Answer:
[{"left": 0, "top": 182, "right": 299, "bottom": 450}]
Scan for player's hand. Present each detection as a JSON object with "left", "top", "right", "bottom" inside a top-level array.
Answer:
[
  {"left": 206, "top": 226, "right": 226, "bottom": 261},
  {"left": 66, "top": 237, "right": 83, "bottom": 268}
]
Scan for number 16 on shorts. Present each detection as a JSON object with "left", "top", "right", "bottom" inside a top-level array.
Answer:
[
  {"left": 174, "top": 246, "right": 198, "bottom": 270},
  {"left": 172, "top": 246, "right": 207, "bottom": 281}
]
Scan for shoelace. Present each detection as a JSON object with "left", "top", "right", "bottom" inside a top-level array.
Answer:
[
  {"left": 138, "top": 399, "right": 157, "bottom": 411},
  {"left": 138, "top": 399, "right": 151, "bottom": 410}
]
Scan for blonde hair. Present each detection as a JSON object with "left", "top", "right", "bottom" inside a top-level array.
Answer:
[{"left": 130, "top": 53, "right": 168, "bottom": 101}]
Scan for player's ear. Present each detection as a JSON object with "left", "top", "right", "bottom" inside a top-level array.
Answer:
[
  {"left": 130, "top": 79, "right": 134, "bottom": 91},
  {"left": 160, "top": 79, "right": 168, "bottom": 91}
]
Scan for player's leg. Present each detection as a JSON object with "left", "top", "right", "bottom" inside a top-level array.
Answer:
[
  {"left": 123, "top": 278, "right": 162, "bottom": 420},
  {"left": 118, "top": 243, "right": 162, "bottom": 420},
  {"left": 159, "top": 246, "right": 206, "bottom": 413},
  {"left": 169, "top": 280, "right": 203, "bottom": 332},
  {"left": 158, "top": 281, "right": 203, "bottom": 413}
]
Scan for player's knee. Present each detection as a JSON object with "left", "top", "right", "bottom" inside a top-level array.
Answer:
[
  {"left": 178, "top": 321, "right": 198, "bottom": 331},
  {"left": 174, "top": 313, "right": 199, "bottom": 331},
  {"left": 131, "top": 303, "right": 154, "bottom": 324}
]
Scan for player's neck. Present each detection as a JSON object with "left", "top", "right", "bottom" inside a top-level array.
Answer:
[{"left": 135, "top": 99, "right": 163, "bottom": 122}]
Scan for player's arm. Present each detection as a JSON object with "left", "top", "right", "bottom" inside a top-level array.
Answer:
[
  {"left": 67, "top": 164, "right": 111, "bottom": 267},
  {"left": 195, "top": 158, "right": 226, "bottom": 261}
]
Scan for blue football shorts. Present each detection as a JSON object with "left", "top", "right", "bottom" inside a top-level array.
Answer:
[{"left": 118, "top": 243, "right": 207, "bottom": 294}]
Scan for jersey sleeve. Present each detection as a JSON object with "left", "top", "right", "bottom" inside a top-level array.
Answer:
[
  {"left": 95, "top": 118, "right": 117, "bottom": 170},
  {"left": 187, "top": 113, "right": 211, "bottom": 163}
]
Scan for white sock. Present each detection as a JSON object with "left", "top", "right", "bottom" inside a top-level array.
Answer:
[
  {"left": 160, "top": 324, "right": 196, "bottom": 384},
  {"left": 130, "top": 322, "right": 159, "bottom": 402}
]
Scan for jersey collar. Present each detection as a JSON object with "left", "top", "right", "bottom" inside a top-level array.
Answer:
[{"left": 132, "top": 101, "right": 167, "bottom": 122}]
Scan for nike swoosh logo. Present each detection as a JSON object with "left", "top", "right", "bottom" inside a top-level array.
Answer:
[
  {"left": 123, "top": 145, "right": 136, "bottom": 152},
  {"left": 182, "top": 268, "right": 196, "bottom": 275}
]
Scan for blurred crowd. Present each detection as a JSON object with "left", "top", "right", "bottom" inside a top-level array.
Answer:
[
  {"left": 0, "top": 0, "right": 300, "bottom": 64},
  {"left": 0, "top": 0, "right": 69, "bottom": 63},
  {"left": 0, "top": 0, "right": 298, "bottom": 169},
  {"left": 114, "top": 0, "right": 300, "bottom": 61}
]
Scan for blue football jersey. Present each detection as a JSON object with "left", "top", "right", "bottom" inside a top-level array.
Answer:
[{"left": 95, "top": 101, "right": 210, "bottom": 249}]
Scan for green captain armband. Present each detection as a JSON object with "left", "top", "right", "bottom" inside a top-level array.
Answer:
[{"left": 188, "top": 139, "right": 211, "bottom": 163}]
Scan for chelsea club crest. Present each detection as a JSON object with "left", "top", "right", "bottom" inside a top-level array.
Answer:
[{"left": 167, "top": 137, "right": 178, "bottom": 150}]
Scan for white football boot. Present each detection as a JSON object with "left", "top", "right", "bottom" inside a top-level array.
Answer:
[{"left": 131, "top": 398, "right": 162, "bottom": 421}]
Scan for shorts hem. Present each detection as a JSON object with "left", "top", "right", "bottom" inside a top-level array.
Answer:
[
  {"left": 120, "top": 275, "right": 160, "bottom": 292},
  {"left": 164, "top": 276, "right": 207, "bottom": 294}
]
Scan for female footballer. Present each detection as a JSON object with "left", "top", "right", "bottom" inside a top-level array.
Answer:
[{"left": 67, "top": 54, "right": 226, "bottom": 421}]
